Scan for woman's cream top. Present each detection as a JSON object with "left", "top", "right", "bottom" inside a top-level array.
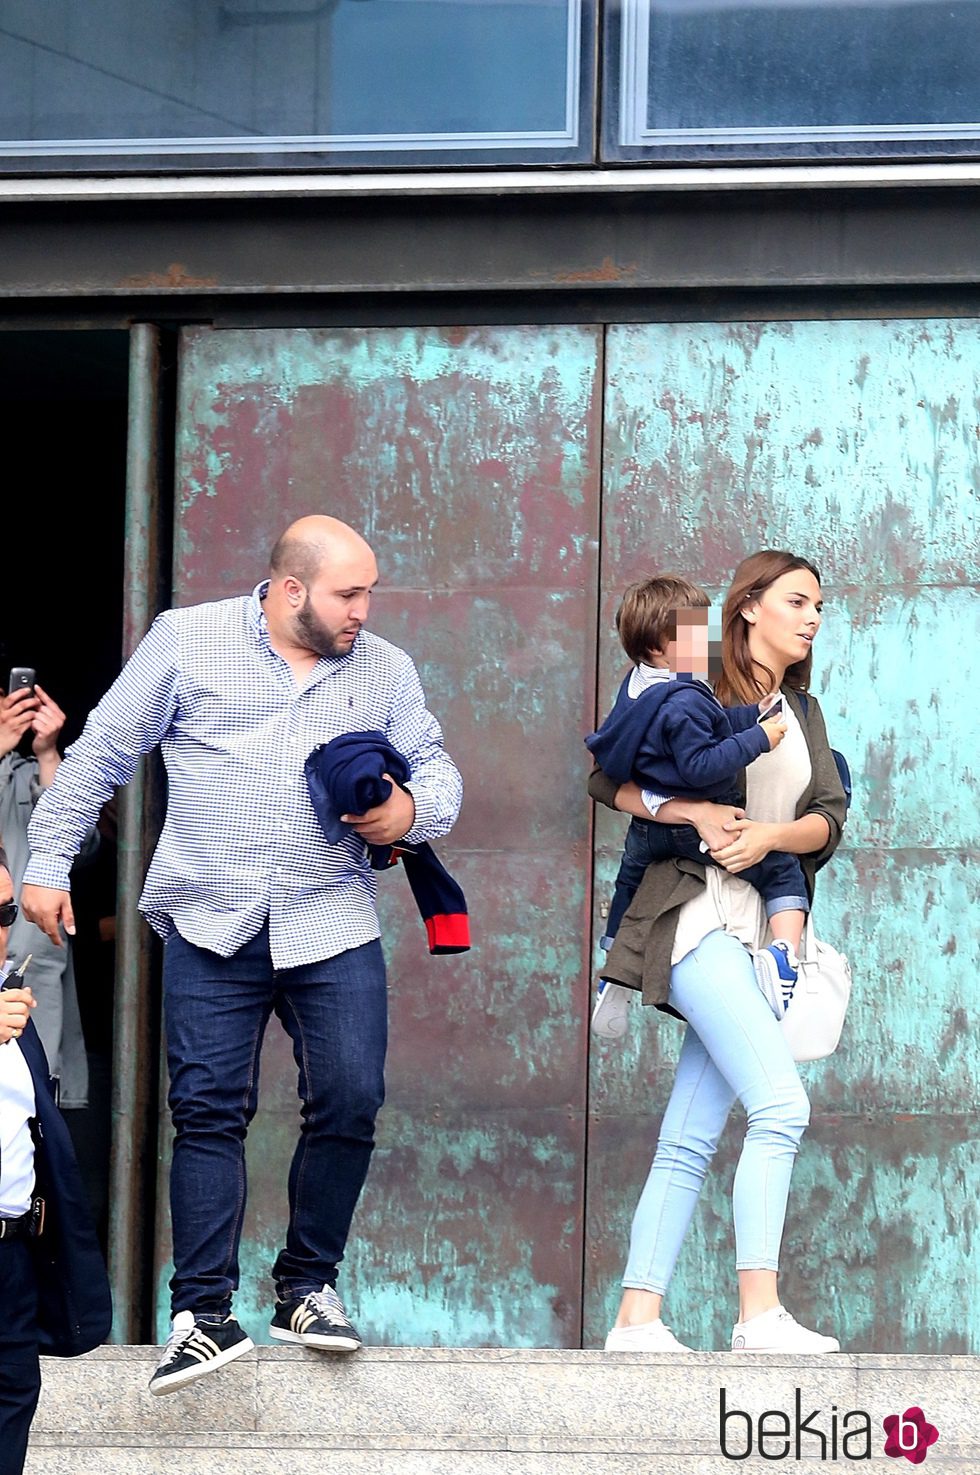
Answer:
[{"left": 670, "top": 702, "right": 812, "bottom": 965}]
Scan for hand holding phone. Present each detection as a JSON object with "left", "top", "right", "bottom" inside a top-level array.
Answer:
[
  {"left": 1, "top": 672, "right": 39, "bottom": 758},
  {"left": 8, "top": 667, "right": 35, "bottom": 693}
]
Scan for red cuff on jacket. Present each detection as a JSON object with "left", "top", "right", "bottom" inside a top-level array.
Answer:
[{"left": 424, "top": 913, "right": 471, "bottom": 954}]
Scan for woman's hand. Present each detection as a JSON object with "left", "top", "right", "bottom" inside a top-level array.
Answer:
[
  {"left": 31, "top": 684, "right": 66, "bottom": 788},
  {"left": 30, "top": 685, "right": 65, "bottom": 758},
  {"left": 611, "top": 790, "right": 749, "bottom": 851},
  {"left": 709, "top": 817, "right": 779, "bottom": 873},
  {"left": 0, "top": 688, "right": 39, "bottom": 759},
  {"left": 687, "top": 803, "right": 747, "bottom": 853}
]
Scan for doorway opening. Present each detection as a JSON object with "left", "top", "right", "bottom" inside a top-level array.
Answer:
[{"left": 0, "top": 328, "right": 130, "bottom": 1250}]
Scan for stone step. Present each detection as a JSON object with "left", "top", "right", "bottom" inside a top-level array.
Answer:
[{"left": 26, "top": 1347, "right": 978, "bottom": 1474}]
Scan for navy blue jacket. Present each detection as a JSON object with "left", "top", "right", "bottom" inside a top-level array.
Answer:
[
  {"left": 305, "top": 731, "right": 470, "bottom": 954},
  {"left": 586, "top": 674, "right": 769, "bottom": 799},
  {"left": 14, "top": 1018, "right": 112, "bottom": 1355}
]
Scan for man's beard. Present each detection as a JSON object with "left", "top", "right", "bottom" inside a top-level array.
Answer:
[{"left": 295, "top": 595, "right": 355, "bottom": 659}]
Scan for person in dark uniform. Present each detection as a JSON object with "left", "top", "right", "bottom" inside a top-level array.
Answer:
[{"left": 0, "top": 847, "right": 111, "bottom": 1475}]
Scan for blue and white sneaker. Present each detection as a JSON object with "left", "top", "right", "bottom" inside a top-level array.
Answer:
[
  {"left": 753, "top": 941, "right": 800, "bottom": 1020},
  {"left": 591, "top": 978, "right": 632, "bottom": 1040}
]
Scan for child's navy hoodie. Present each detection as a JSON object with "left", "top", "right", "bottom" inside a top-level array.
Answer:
[{"left": 586, "top": 673, "right": 769, "bottom": 799}]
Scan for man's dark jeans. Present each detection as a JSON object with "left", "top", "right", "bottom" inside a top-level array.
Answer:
[
  {"left": 162, "top": 924, "right": 387, "bottom": 1318},
  {"left": 0, "top": 1241, "right": 41, "bottom": 1475}
]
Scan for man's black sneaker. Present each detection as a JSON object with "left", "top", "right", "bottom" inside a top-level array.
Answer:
[
  {"left": 269, "top": 1285, "right": 362, "bottom": 1352},
  {"left": 148, "top": 1310, "right": 254, "bottom": 1395}
]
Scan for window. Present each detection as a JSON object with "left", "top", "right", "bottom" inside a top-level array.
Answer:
[
  {"left": 0, "top": 0, "right": 592, "bottom": 171},
  {"left": 606, "top": 0, "right": 980, "bottom": 161}
]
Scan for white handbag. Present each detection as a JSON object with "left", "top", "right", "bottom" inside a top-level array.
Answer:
[{"left": 780, "top": 920, "right": 852, "bottom": 1062}]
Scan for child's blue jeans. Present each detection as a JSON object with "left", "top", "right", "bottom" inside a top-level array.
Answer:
[
  {"left": 622, "top": 928, "right": 810, "bottom": 1293},
  {"left": 601, "top": 812, "right": 808, "bottom": 951}
]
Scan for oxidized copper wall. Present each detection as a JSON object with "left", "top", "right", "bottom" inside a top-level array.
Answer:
[
  {"left": 161, "top": 325, "right": 602, "bottom": 1345},
  {"left": 159, "top": 317, "right": 977, "bottom": 1352},
  {"left": 587, "top": 320, "right": 979, "bottom": 1353}
]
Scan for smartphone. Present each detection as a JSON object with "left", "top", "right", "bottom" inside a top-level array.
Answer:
[
  {"left": 7, "top": 667, "right": 36, "bottom": 696},
  {"left": 757, "top": 695, "right": 784, "bottom": 725}
]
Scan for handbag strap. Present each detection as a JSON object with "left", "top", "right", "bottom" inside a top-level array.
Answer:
[{"left": 798, "top": 919, "right": 822, "bottom": 990}]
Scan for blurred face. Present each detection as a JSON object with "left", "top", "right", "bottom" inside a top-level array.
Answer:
[
  {"left": 741, "top": 568, "right": 823, "bottom": 672},
  {"left": 664, "top": 608, "right": 711, "bottom": 677},
  {"left": 293, "top": 546, "right": 379, "bottom": 659}
]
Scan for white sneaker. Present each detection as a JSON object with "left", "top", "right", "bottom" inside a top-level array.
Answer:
[
  {"left": 731, "top": 1305, "right": 840, "bottom": 1354},
  {"left": 604, "top": 1318, "right": 694, "bottom": 1352},
  {"left": 591, "top": 979, "right": 632, "bottom": 1040}
]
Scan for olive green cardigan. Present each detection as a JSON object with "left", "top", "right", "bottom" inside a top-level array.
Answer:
[{"left": 588, "top": 686, "right": 847, "bottom": 1010}]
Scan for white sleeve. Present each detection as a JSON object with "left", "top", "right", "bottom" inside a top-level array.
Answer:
[{"left": 641, "top": 788, "right": 673, "bottom": 818}]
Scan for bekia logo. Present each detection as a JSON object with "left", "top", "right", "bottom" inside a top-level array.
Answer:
[
  {"left": 719, "top": 1387, "right": 872, "bottom": 1461},
  {"left": 883, "top": 1407, "right": 939, "bottom": 1464},
  {"left": 719, "top": 1389, "right": 940, "bottom": 1463}
]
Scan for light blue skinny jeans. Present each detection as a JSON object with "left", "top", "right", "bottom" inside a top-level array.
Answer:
[{"left": 623, "top": 927, "right": 810, "bottom": 1293}]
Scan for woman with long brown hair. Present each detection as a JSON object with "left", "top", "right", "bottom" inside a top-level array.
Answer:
[{"left": 591, "top": 549, "right": 847, "bottom": 1354}]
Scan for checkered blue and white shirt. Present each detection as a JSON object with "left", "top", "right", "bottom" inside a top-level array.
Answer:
[{"left": 24, "top": 583, "right": 463, "bottom": 968}]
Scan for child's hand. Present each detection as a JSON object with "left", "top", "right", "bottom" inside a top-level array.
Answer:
[{"left": 761, "top": 716, "right": 787, "bottom": 750}]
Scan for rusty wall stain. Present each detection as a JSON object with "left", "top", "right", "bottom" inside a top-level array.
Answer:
[
  {"left": 554, "top": 255, "right": 639, "bottom": 285},
  {"left": 120, "top": 261, "right": 219, "bottom": 291}
]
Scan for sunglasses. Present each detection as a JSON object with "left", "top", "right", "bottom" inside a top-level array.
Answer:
[{"left": 0, "top": 901, "right": 18, "bottom": 927}]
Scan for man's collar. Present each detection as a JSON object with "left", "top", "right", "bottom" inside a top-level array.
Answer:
[
  {"left": 247, "top": 579, "right": 357, "bottom": 676},
  {"left": 249, "top": 581, "right": 271, "bottom": 645}
]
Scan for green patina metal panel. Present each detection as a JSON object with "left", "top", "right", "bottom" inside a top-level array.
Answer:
[
  {"left": 586, "top": 319, "right": 979, "bottom": 1353},
  {"left": 150, "top": 314, "right": 976, "bottom": 1353},
  {"left": 159, "top": 324, "right": 603, "bottom": 1346}
]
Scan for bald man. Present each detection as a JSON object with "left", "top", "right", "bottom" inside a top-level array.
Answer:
[{"left": 21, "top": 517, "right": 462, "bottom": 1394}]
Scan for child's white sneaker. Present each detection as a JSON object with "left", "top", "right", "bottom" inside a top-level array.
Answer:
[
  {"left": 590, "top": 979, "right": 632, "bottom": 1040},
  {"left": 731, "top": 1305, "right": 840, "bottom": 1354},
  {"left": 604, "top": 1318, "right": 694, "bottom": 1352},
  {"left": 753, "top": 941, "right": 799, "bottom": 1020}
]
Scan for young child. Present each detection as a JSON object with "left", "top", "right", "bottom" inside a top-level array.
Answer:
[{"left": 587, "top": 574, "right": 808, "bottom": 1036}]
